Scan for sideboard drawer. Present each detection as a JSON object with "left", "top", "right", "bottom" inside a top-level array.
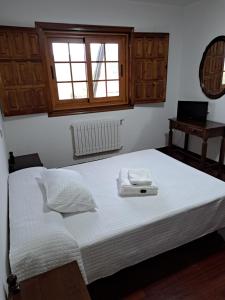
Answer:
[
  {"left": 172, "top": 122, "right": 203, "bottom": 137},
  {"left": 185, "top": 127, "right": 203, "bottom": 137}
]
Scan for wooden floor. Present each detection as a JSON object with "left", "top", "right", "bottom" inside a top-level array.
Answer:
[
  {"left": 88, "top": 147, "right": 225, "bottom": 300},
  {"left": 158, "top": 146, "right": 225, "bottom": 181}
]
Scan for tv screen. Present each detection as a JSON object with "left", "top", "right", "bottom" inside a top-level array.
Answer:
[{"left": 177, "top": 101, "right": 208, "bottom": 122}]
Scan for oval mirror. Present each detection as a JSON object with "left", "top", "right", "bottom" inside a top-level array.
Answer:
[{"left": 199, "top": 36, "right": 225, "bottom": 99}]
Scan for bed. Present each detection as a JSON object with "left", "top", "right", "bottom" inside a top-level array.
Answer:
[{"left": 8, "top": 149, "right": 225, "bottom": 285}]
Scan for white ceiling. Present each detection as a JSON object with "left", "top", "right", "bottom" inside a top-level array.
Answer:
[{"left": 129, "top": 0, "right": 199, "bottom": 6}]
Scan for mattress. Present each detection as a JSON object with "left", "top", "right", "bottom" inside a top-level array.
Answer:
[
  {"left": 8, "top": 149, "right": 225, "bottom": 284},
  {"left": 63, "top": 149, "right": 225, "bottom": 283}
]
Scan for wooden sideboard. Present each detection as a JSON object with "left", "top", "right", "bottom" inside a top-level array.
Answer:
[
  {"left": 9, "top": 153, "right": 43, "bottom": 173},
  {"left": 168, "top": 118, "right": 225, "bottom": 168},
  {"left": 8, "top": 262, "right": 91, "bottom": 300}
]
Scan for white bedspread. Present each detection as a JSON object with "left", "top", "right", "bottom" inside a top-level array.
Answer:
[
  {"left": 9, "top": 150, "right": 225, "bottom": 284},
  {"left": 63, "top": 149, "right": 225, "bottom": 283}
]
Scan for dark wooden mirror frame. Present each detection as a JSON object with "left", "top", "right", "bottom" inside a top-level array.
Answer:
[{"left": 199, "top": 35, "right": 225, "bottom": 99}]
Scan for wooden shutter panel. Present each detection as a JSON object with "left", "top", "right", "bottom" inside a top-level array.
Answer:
[
  {"left": 132, "top": 33, "right": 169, "bottom": 104},
  {"left": 0, "top": 31, "right": 11, "bottom": 59},
  {"left": 26, "top": 32, "right": 41, "bottom": 59},
  {"left": 10, "top": 31, "right": 27, "bottom": 59},
  {"left": 3, "top": 89, "right": 19, "bottom": 114},
  {"left": 0, "top": 26, "right": 48, "bottom": 116},
  {"left": 0, "top": 62, "right": 18, "bottom": 86}
]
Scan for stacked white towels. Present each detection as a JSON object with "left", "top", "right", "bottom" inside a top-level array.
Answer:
[
  {"left": 118, "top": 168, "right": 158, "bottom": 197},
  {"left": 128, "top": 169, "right": 152, "bottom": 186}
]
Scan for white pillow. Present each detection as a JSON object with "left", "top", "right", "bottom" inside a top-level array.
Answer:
[{"left": 41, "top": 168, "right": 96, "bottom": 213}]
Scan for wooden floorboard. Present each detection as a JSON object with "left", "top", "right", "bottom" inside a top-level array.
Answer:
[{"left": 88, "top": 147, "right": 225, "bottom": 300}]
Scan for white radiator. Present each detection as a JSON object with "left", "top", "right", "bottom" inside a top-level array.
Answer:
[{"left": 72, "top": 119, "right": 122, "bottom": 156}]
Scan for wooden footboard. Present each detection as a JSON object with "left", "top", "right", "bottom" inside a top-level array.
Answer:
[{"left": 8, "top": 261, "right": 91, "bottom": 300}]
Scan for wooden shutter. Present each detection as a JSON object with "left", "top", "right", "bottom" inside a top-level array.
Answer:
[
  {"left": 0, "top": 26, "right": 48, "bottom": 116},
  {"left": 132, "top": 33, "right": 169, "bottom": 104}
]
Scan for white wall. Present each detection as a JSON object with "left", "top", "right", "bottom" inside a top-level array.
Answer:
[
  {"left": 1, "top": 0, "right": 183, "bottom": 168},
  {"left": 177, "top": 0, "right": 225, "bottom": 160},
  {"left": 0, "top": 109, "right": 9, "bottom": 300}
]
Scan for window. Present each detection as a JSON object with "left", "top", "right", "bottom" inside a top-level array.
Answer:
[
  {"left": 52, "top": 38, "right": 120, "bottom": 100},
  {"left": 37, "top": 23, "right": 133, "bottom": 115}
]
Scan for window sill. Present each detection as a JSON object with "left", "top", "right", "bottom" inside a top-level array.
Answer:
[
  {"left": 133, "top": 98, "right": 166, "bottom": 104},
  {"left": 48, "top": 103, "right": 134, "bottom": 117}
]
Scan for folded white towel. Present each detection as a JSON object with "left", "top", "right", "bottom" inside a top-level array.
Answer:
[
  {"left": 128, "top": 168, "right": 152, "bottom": 186},
  {"left": 118, "top": 169, "right": 158, "bottom": 197}
]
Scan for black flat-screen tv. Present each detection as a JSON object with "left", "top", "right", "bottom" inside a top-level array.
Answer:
[{"left": 177, "top": 101, "right": 208, "bottom": 123}]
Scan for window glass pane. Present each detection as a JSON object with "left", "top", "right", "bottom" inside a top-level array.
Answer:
[
  {"left": 57, "top": 82, "right": 73, "bottom": 100},
  {"left": 55, "top": 63, "right": 71, "bottom": 81},
  {"left": 72, "top": 63, "right": 87, "bottom": 81},
  {"left": 93, "top": 81, "right": 106, "bottom": 98},
  {"left": 106, "top": 62, "right": 119, "bottom": 80},
  {"left": 52, "top": 43, "right": 69, "bottom": 62},
  {"left": 73, "top": 82, "right": 88, "bottom": 99},
  {"left": 222, "top": 59, "right": 225, "bottom": 84},
  {"left": 105, "top": 43, "right": 118, "bottom": 61},
  {"left": 90, "top": 43, "right": 105, "bottom": 61},
  {"left": 107, "top": 80, "right": 119, "bottom": 96},
  {"left": 69, "top": 43, "right": 86, "bottom": 61},
  {"left": 222, "top": 72, "right": 225, "bottom": 85},
  {"left": 92, "top": 62, "right": 105, "bottom": 80}
]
